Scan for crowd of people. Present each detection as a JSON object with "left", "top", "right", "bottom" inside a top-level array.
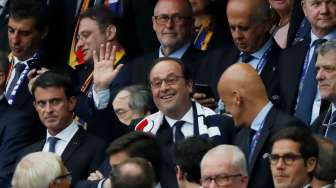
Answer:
[{"left": 0, "top": 0, "right": 336, "bottom": 187}]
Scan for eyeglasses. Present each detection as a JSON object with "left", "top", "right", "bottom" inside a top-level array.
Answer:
[
  {"left": 153, "top": 14, "right": 191, "bottom": 25},
  {"left": 201, "top": 173, "right": 242, "bottom": 187},
  {"left": 264, "top": 153, "right": 303, "bottom": 166},
  {"left": 55, "top": 172, "right": 72, "bottom": 182},
  {"left": 150, "top": 75, "right": 184, "bottom": 89}
]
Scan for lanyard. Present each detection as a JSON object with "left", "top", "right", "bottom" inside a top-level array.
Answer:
[{"left": 255, "top": 45, "right": 272, "bottom": 74}]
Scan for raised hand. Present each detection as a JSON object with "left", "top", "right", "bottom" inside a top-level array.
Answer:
[{"left": 93, "top": 43, "right": 123, "bottom": 92}]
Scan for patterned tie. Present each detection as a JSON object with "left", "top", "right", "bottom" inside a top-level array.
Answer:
[
  {"left": 5, "top": 63, "right": 26, "bottom": 101},
  {"left": 326, "top": 111, "right": 336, "bottom": 142},
  {"left": 173, "top": 121, "right": 185, "bottom": 143},
  {"left": 248, "top": 129, "right": 261, "bottom": 164},
  {"left": 295, "top": 39, "right": 327, "bottom": 125},
  {"left": 48, "top": 137, "right": 59, "bottom": 153},
  {"left": 240, "top": 53, "right": 254, "bottom": 63}
]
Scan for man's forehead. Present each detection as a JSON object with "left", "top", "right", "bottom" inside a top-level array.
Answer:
[
  {"left": 150, "top": 60, "right": 182, "bottom": 77},
  {"left": 154, "top": 0, "right": 189, "bottom": 15},
  {"left": 8, "top": 17, "right": 37, "bottom": 30},
  {"left": 272, "top": 139, "right": 301, "bottom": 153}
]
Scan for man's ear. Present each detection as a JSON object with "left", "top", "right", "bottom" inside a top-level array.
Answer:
[
  {"left": 232, "top": 90, "right": 241, "bottom": 106},
  {"left": 40, "top": 26, "right": 49, "bottom": 40},
  {"left": 105, "top": 25, "right": 117, "bottom": 41},
  {"left": 306, "top": 157, "right": 317, "bottom": 173},
  {"left": 68, "top": 96, "right": 77, "bottom": 111}
]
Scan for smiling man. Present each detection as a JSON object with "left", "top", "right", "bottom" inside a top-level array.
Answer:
[{"left": 134, "top": 57, "right": 236, "bottom": 188}]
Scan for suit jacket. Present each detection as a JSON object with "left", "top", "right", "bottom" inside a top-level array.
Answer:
[
  {"left": 0, "top": 98, "right": 44, "bottom": 188},
  {"left": 196, "top": 40, "right": 281, "bottom": 106},
  {"left": 22, "top": 128, "right": 107, "bottom": 187},
  {"left": 311, "top": 105, "right": 331, "bottom": 136},
  {"left": 234, "top": 107, "right": 306, "bottom": 188},
  {"left": 278, "top": 36, "right": 310, "bottom": 114},
  {"left": 134, "top": 102, "right": 237, "bottom": 188}
]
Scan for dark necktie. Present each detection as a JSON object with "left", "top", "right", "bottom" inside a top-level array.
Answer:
[
  {"left": 5, "top": 63, "right": 26, "bottom": 101},
  {"left": 156, "top": 118, "right": 173, "bottom": 145},
  {"left": 248, "top": 129, "right": 261, "bottom": 164},
  {"left": 240, "top": 53, "right": 254, "bottom": 63},
  {"left": 48, "top": 136, "right": 59, "bottom": 153},
  {"left": 173, "top": 121, "right": 185, "bottom": 143},
  {"left": 326, "top": 111, "right": 336, "bottom": 142},
  {"left": 295, "top": 39, "right": 327, "bottom": 125}
]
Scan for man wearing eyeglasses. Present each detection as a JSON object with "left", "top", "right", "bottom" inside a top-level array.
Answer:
[
  {"left": 311, "top": 40, "right": 336, "bottom": 143},
  {"left": 266, "top": 126, "right": 318, "bottom": 188},
  {"left": 134, "top": 57, "right": 236, "bottom": 188},
  {"left": 109, "top": 0, "right": 204, "bottom": 94},
  {"left": 200, "top": 145, "right": 248, "bottom": 188}
]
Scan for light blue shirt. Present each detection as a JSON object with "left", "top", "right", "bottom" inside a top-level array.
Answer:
[
  {"left": 250, "top": 102, "right": 273, "bottom": 132},
  {"left": 240, "top": 38, "right": 273, "bottom": 74},
  {"left": 158, "top": 42, "right": 191, "bottom": 58}
]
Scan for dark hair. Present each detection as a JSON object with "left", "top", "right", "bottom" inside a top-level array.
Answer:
[
  {"left": 32, "top": 71, "right": 75, "bottom": 99},
  {"left": 80, "top": 6, "right": 122, "bottom": 41},
  {"left": 270, "top": 126, "right": 318, "bottom": 164},
  {"left": 9, "top": 0, "right": 49, "bottom": 31},
  {"left": 106, "top": 132, "right": 161, "bottom": 182},
  {"left": 110, "top": 157, "right": 156, "bottom": 188},
  {"left": 149, "top": 57, "right": 192, "bottom": 82},
  {"left": 173, "top": 137, "right": 214, "bottom": 183},
  {"left": 313, "top": 135, "right": 336, "bottom": 182}
]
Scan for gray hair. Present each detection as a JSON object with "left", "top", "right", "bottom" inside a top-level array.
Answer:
[
  {"left": 120, "top": 85, "right": 154, "bottom": 114},
  {"left": 11, "top": 152, "right": 63, "bottom": 188},
  {"left": 316, "top": 40, "right": 336, "bottom": 56},
  {"left": 201, "top": 144, "right": 248, "bottom": 176},
  {"left": 250, "top": 0, "right": 273, "bottom": 24}
]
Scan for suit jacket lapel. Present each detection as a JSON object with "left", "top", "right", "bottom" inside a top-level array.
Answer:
[
  {"left": 61, "top": 129, "right": 83, "bottom": 163},
  {"left": 249, "top": 107, "right": 275, "bottom": 173},
  {"left": 260, "top": 40, "right": 280, "bottom": 88}
]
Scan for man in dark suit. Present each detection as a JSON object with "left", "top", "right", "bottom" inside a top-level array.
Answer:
[
  {"left": 23, "top": 72, "right": 107, "bottom": 187},
  {"left": 194, "top": 0, "right": 281, "bottom": 108},
  {"left": 217, "top": 63, "right": 305, "bottom": 188},
  {"left": 278, "top": 0, "right": 336, "bottom": 124},
  {"left": 311, "top": 40, "right": 336, "bottom": 143},
  {"left": 111, "top": 0, "right": 204, "bottom": 93},
  {"left": 0, "top": 52, "right": 44, "bottom": 188},
  {"left": 131, "top": 57, "right": 236, "bottom": 188}
]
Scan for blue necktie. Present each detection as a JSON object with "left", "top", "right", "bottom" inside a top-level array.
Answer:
[
  {"left": 5, "top": 63, "right": 26, "bottom": 101},
  {"left": 240, "top": 53, "right": 254, "bottom": 63},
  {"left": 173, "top": 121, "right": 185, "bottom": 143},
  {"left": 326, "top": 111, "right": 336, "bottom": 142},
  {"left": 248, "top": 129, "right": 260, "bottom": 164},
  {"left": 48, "top": 137, "right": 59, "bottom": 153},
  {"left": 295, "top": 39, "right": 327, "bottom": 125}
]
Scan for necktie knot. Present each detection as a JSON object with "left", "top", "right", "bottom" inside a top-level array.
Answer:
[
  {"left": 173, "top": 121, "right": 185, "bottom": 143},
  {"left": 48, "top": 136, "right": 59, "bottom": 153},
  {"left": 15, "top": 63, "right": 26, "bottom": 73},
  {"left": 240, "top": 53, "right": 254, "bottom": 63},
  {"left": 313, "top": 39, "right": 327, "bottom": 48}
]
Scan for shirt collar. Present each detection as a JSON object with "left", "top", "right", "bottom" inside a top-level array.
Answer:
[
  {"left": 46, "top": 121, "right": 79, "bottom": 143},
  {"left": 250, "top": 101, "right": 273, "bottom": 132},
  {"left": 159, "top": 42, "right": 191, "bottom": 58},
  {"left": 249, "top": 38, "right": 273, "bottom": 60},
  {"left": 310, "top": 29, "right": 336, "bottom": 47},
  {"left": 165, "top": 106, "right": 193, "bottom": 127}
]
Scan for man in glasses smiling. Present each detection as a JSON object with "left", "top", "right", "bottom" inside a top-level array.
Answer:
[{"left": 267, "top": 126, "right": 318, "bottom": 188}]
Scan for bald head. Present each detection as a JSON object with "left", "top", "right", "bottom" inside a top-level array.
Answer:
[
  {"left": 217, "top": 64, "right": 269, "bottom": 127},
  {"left": 227, "top": 0, "right": 272, "bottom": 24},
  {"left": 218, "top": 63, "right": 268, "bottom": 103}
]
